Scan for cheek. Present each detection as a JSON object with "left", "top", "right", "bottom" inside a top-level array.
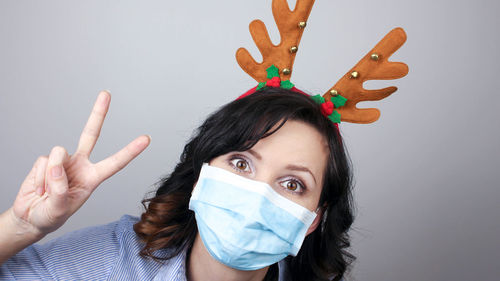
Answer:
[
  {"left": 306, "top": 192, "right": 322, "bottom": 211},
  {"left": 305, "top": 183, "right": 324, "bottom": 211}
]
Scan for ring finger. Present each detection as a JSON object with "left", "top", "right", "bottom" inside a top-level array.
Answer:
[{"left": 35, "top": 156, "right": 48, "bottom": 196}]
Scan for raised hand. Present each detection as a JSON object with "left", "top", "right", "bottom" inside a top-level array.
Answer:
[{"left": 10, "top": 91, "right": 151, "bottom": 236}]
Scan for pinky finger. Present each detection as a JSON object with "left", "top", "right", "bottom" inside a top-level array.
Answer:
[
  {"left": 19, "top": 156, "right": 47, "bottom": 196},
  {"left": 94, "top": 135, "right": 151, "bottom": 185}
]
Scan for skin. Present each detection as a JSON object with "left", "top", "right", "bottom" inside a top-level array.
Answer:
[
  {"left": 0, "top": 93, "right": 330, "bottom": 281},
  {"left": 0, "top": 91, "right": 150, "bottom": 265},
  {"left": 187, "top": 120, "right": 329, "bottom": 281}
]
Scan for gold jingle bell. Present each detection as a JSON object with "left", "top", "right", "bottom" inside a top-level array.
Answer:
[{"left": 329, "top": 89, "right": 339, "bottom": 96}]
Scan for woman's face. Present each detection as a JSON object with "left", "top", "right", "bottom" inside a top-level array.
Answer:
[{"left": 210, "top": 120, "right": 329, "bottom": 212}]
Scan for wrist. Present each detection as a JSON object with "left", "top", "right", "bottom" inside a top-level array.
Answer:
[
  {"left": 0, "top": 208, "right": 45, "bottom": 264},
  {"left": 4, "top": 208, "right": 45, "bottom": 243}
]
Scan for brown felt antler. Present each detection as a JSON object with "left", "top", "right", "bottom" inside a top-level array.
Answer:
[
  {"left": 325, "top": 28, "right": 409, "bottom": 123},
  {"left": 236, "top": 0, "right": 315, "bottom": 82},
  {"left": 236, "top": 1, "right": 408, "bottom": 124}
]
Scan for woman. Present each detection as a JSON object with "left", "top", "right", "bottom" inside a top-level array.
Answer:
[{"left": 0, "top": 87, "right": 355, "bottom": 280}]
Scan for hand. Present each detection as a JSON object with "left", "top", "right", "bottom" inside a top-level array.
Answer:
[{"left": 10, "top": 91, "right": 150, "bottom": 236}]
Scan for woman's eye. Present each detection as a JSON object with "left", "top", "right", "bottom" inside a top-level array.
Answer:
[
  {"left": 280, "top": 179, "right": 304, "bottom": 193},
  {"left": 229, "top": 158, "right": 251, "bottom": 173}
]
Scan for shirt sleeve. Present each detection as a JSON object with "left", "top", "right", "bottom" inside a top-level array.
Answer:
[{"left": 0, "top": 217, "right": 128, "bottom": 280}]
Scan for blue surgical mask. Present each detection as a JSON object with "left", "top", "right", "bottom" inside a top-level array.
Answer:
[{"left": 188, "top": 163, "right": 317, "bottom": 271}]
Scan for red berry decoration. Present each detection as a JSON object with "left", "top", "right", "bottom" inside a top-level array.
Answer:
[
  {"left": 320, "top": 101, "right": 334, "bottom": 116},
  {"left": 266, "top": 77, "right": 281, "bottom": 87}
]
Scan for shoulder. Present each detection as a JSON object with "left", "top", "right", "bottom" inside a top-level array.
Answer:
[
  {"left": 46, "top": 214, "right": 138, "bottom": 249},
  {"left": 1, "top": 215, "right": 169, "bottom": 280},
  {"left": 41, "top": 214, "right": 141, "bottom": 266}
]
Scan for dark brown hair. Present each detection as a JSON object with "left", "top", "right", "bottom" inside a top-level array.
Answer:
[{"left": 134, "top": 87, "right": 355, "bottom": 281}]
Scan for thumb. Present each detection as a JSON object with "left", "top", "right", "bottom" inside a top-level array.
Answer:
[{"left": 45, "top": 146, "right": 70, "bottom": 214}]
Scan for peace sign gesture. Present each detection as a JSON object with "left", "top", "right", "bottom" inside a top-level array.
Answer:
[{"left": 10, "top": 91, "right": 150, "bottom": 236}]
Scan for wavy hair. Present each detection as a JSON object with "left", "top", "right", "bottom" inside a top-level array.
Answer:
[{"left": 133, "top": 87, "right": 355, "bottom": 281}]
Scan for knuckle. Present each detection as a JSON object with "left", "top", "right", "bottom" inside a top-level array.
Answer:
[
  {"left": 37, "top": 155, "right": 49, "bottom": 163},
  {"left": 50, "top": 146, "right": 68, "bottom": 159},
  {"left": 123, "top": 145, "right": 133, "bottom": 156},
  {"left": 91, "top": 108, "right": 106, "bottom": 117},
  {"left": 83, "top": 127, "right": 100, "bottom": 138},
  {"left": 111, "top": 155, "right": 125, "bottom": 170},
  {"left": 51, "top": 146, "right": 65, "bottom": 154}
]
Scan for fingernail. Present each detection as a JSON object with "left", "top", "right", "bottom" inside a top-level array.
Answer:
[{"left": 51, "top": 166, "right": 63, "bottom": 178}]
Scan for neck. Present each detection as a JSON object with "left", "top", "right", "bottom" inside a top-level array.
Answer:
[{"left": 187, "top": 233, "right": 269, "bottom": 281}]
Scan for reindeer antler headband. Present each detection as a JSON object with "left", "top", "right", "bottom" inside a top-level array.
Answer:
[{"left": 236, "top": 0, "right": 409, "bottom": 124}]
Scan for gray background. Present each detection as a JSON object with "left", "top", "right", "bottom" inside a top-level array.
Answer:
[{"left": 1, "top": 0, "right": 499, "bottom": 280}]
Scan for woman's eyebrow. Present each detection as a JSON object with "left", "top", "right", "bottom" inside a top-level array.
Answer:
[
  {"left": 285, "top": 164, "right": 316, "bottom": 185},
  {"left": 247, "top": 149, "right": 262, "bottom": 160}
]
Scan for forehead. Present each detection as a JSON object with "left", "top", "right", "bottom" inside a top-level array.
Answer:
[{"left": 251, "top": 120, "right": 329, "bottom": 181}]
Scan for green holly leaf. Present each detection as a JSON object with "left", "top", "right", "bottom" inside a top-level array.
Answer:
[
  {"left": 328, "top": 110, "right": 341, "bottom": 123},
  {"left": 256, "top": 82, "right": 266, "bottom": 91},
  {"left": 280, "top": 80, "right": 294, "bottom": 90},
  {"left": 266, "top": 65, "right": 280, "bottom": 79},
  {"left": 331, "top": 94, "right": 347, "bottom": 108},
  {"left": 310, "top": 95, "right": 325, "bottom": 104}
]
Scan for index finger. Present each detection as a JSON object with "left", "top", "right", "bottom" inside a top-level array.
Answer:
[{"left": 76, "top": 91, "right": 111, "bottom": 157}]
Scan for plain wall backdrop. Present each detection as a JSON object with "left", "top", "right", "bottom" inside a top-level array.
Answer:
[{"left": 1, "top": 0, "right": 499, "bottom": 280}]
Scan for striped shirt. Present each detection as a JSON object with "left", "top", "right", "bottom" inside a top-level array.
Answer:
[{"left": 0, "top": 215, "right": 292, "bottom": 280}]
